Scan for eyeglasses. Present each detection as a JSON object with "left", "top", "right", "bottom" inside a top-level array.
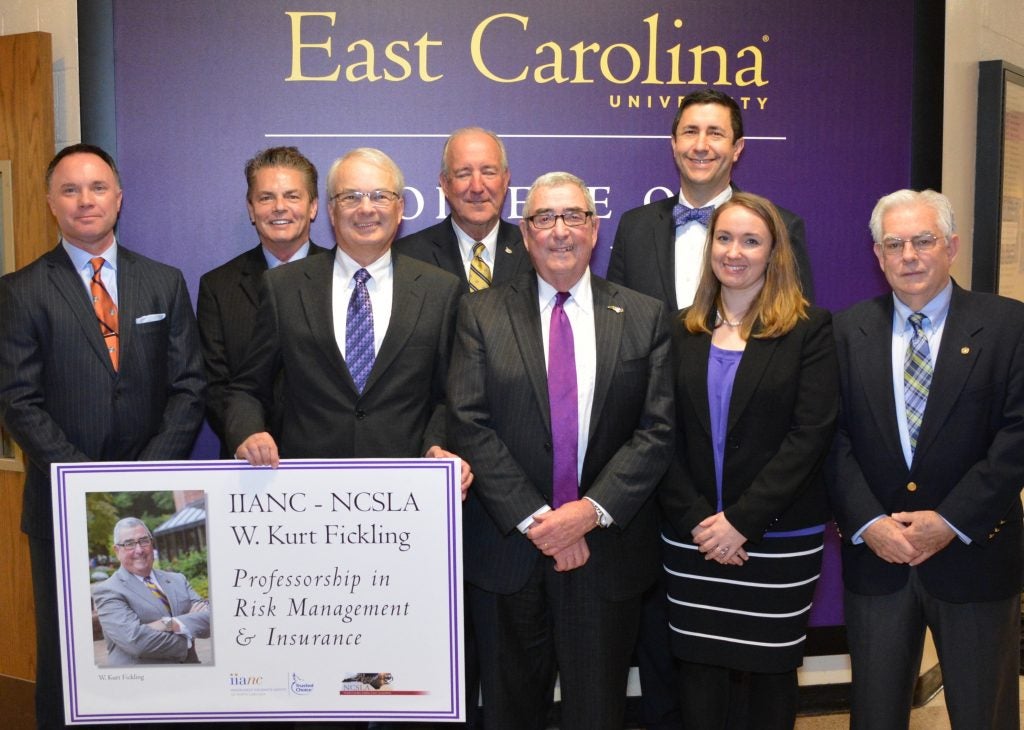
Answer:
[
  {"left": 330, "top": 190, "right": 400, "bottom": 208},
  {"left": 524, "top": 211, "right": 593, "bottom": 229},
  {"left": 878, "top": 233, "right": 944, "bottom": 257},
  {"left": 116, "top": 537, "right": 153, "bottom": 550}
]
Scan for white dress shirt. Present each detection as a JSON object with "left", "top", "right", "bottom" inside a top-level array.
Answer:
[{"left": 331, "top": 248, "right": 393, "bottom": 361}]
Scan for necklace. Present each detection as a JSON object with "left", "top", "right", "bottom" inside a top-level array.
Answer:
[{"left": 716, "top": 309, "right": 744, "bottom": 327}]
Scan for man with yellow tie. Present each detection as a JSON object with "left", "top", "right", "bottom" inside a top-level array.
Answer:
[{"left": 395, "top": 127, "right": 532, "bottom": 292}]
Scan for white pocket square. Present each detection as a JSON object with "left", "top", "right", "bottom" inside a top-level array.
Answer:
[{"left": 135, "top": 313, "right": 166, "bottom": 324}]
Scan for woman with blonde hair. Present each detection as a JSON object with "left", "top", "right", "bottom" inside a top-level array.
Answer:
[{"left": 660, "top": 192, "right": 838, "bottom": 728}]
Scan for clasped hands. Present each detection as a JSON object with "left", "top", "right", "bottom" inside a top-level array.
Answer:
[
  {"left": 235, "top": 433, "right": 474, "bottom": 500},
  {"left": 692, "top": 512, "right": 748, "bottom": 566},
  {"left": 862, "top": 510, "right": 956, "bottom": 566},
  {"left": 526, "top": 500, "right": 597, "bottom": 572}
]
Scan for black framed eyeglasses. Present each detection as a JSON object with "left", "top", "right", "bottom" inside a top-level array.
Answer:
[{"left": 524, "top": 210, "right": 593, "bottom": 229}]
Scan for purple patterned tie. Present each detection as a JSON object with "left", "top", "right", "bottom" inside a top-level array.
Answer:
[
  {"left": 548, "top": 292, "right": 578, "bottom": 507},
  {"left": 346, "top": 268, "right": 375, "bottom": 392},
  {"left": 672, "top": 202, "right": 714, "bottom": 228}
]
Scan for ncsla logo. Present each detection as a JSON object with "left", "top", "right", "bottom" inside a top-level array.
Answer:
[{"left": 290, "top": 673, "right": 314, "bottom": 695}]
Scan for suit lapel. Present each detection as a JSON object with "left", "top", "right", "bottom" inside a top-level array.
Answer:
[
  {"left": 119, "top": 567, "right": 167, "bottom": 613},
  {"left": 296, "top": 253, "right": 351, "bottom": 385},
  {"left": 727, "top": 332, "right": 778, "bottom": 432},
  {"left": 914, "top": 287, "right": 983, "bottom": 460},
  {"left": 507, "top": 277, "right": 551, "bottom": 433},
  {"left": 850, "top": 298, "right": 904, "bottom": 456},
  {"left": 239, "top": 246, "right": 269, "bottom": 309},
  {"left": 493, "top": 220, "right": 527, "bottom": 286},
  {"left": 364, "top": 254, "right": 424, "bottom": 394},
  {"left": 655, "top": 197, "right": 679, "bottom": 308},
  {"left": 115, "top": 248, "right": 138, "bottom": 369},
  {"left": 679, "top": 330, "right": 713, "bottom": 437},
  {"left": 45, "top": 246, "right": 116, "bottom": 374},
  {"left": 433, "top": 218, "right": 470, "bottom": 288},
  {"left": 589, "top": 279, "right": 623, "bottom": 442}
]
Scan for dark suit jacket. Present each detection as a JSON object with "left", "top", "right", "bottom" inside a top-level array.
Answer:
[
  {"left": 448, "top": 272, "right": 675, "bottom": 600},
  {"left": 92, "top": 566, "right": 210, "bottom": 666},
  {"left": 223, "top": 250, "right": 461, "bottom": 458},
  {"left": 197, "top": 242, "right": 329, "bottom": 454},
  {"left": 0, "top": 244, "right": 206, "bottom": 539},
  {"left": 393, "top": 216, "right": 531, "bottom": 290},
  {"left": 659, "top": 308, "right": 838, "bottom": 543},
  {"left": 828, "top": 285, "right": 1024, "bottom": 602},
  {"left": 607, "top": 186, "right": 815, "bottom": 307}
]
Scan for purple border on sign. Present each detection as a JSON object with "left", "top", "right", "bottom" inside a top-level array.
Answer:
[{"left": 54, "top": 459, "right": 462, "bottom": 724}]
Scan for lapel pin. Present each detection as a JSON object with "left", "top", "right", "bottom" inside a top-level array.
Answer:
[
  {"left": 504, "top": 246, "right": 513, "bottom": 254},
  {"left": 607, "top": 305, "right": 624, "bottom": 314},
  {"left": 960, "top": 346, "right": 970, "bottom": 355}
]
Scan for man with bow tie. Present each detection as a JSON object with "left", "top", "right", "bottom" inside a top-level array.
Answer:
[
  {"left": 607, "top": 88, "right": 814, "bottom": 311},
  {"left": 605, "top": 88, "right": 814, "bottom": 730}
]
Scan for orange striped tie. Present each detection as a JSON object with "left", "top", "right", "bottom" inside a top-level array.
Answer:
[{"left": 90, "top": 257, "right": 119, "bottom": 370}]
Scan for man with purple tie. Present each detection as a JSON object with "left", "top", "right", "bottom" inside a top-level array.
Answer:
[{"left": 448, "top": 172, "right": 674, "bottom": 730}]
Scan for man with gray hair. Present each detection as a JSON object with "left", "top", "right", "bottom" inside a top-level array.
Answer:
[
  {"left": 448, "top": 172, "right": 674, "bottom": 729},
  {"left": 395, "top": 127, "right": 531, "bottom": 291},
  {"left": 92, "top": 517, "right": 210, "bottom": 666},
  {"left": 226, "top": 148, "right": 470, "bottom": 493},
  {"left": 828, "top": 189, "right": 1024, "bottom": 729}
]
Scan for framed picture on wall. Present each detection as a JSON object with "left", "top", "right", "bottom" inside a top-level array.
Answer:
[
  {"left": 0, "top": 159, "right": 24, "bottom": 472},
  {"left": 974, "top": 60, "right": 1024, "bottom": 301}
]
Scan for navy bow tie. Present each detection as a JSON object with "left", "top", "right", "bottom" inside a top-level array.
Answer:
[{"left": 672, "top": 203, "right": 714, "bottom": 228}]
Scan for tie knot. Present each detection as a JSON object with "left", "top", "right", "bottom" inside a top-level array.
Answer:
[
  {"left": 353, "top": 268, "right": 371, "bottom": 285},
  {"left": 90, "top": 257, "right": 105, "bottom": 275},
  {"left": 908, "top": 312, "right": 927, "bottom": 334},
  {"left": 473, "top": 241, "right": 486, "bottom": 257},
  {"left": 672, "top": 203, "right": 714, "bottom": 228},
  {"left": 555, "top": 291, "right": 571, "bottom": 308}
]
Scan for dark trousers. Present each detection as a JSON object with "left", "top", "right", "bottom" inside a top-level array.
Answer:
[
  {"left": 845, "top": 570, "right": 1020, "bottom": 730},
  {"left": 468, "top": 561, "right": 641, "bottom": 730},
  {"left": 676, "top": 661, "right": 798, "bottom": 730},
  {"left": 30, "top": 535, "right": 65, "bottom": 730}
]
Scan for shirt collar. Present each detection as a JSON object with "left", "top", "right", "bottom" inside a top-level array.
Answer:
[
  {"left": 451, "top": 219, "right": 499, "bottom": 263},
  {"left": 63, "top": 237, "right": 119, "bottom": 273},
  {"left": 334, "top": 246, "right": 392, "bottom": 282},
  {"left": 537, "top": 268, "right": 592, "bottom": 314},
  {"left": 678, "top": 186, "right": 733, "bottom": 211},
  {"left": 892, "top": 279, "right": 953, "bottom": 331},
  {"left": 263, "top": 240, "right": 311, "bottom": 269}
]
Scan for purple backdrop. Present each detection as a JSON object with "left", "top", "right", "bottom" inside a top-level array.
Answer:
[{"left": 112, "top": 0, "right": 917, "bottom": 630}]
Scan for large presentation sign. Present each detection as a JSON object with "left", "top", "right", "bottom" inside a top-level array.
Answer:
[{"left": 53, "top": 460, "right": 463, "bottom": 725}]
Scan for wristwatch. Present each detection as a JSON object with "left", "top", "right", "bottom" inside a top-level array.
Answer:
[
  {"left": 161, "top": 616, "right": 174, "bottom": 630},
  {"left": 584, "top": 497, "right": 611, "bottom": 528}
]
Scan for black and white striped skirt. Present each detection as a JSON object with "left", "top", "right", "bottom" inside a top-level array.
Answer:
[{"left": 662, "top": 529, "right": 824, "bottom": 673}]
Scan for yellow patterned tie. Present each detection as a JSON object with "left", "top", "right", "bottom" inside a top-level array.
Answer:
[
  {"left": 90, "top": 257, "right": 119, "bottom": 370},
  {"left": 468, "top": 242, "right": 492, "bottom": 292}
]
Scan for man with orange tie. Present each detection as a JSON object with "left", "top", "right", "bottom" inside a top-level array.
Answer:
[{"left": 0, "top": 143, "right": 205, "bottom": 728}]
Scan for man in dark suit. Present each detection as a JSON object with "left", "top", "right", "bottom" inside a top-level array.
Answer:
[
  {"left": 829, "top": 189, "right": 1024, "bottom": 730},
  {"left": 394, "top": 127, "right": 531, "bottom": 291},
  {"left": 448, "top": 172, "right": 674, "bottom": 730},
  {"left": 93, "top": 517, "right": 210, "bottom": 666},
  {"left": 197, "top": 146, "right": 329, "bottom": 456},
  {"left": 0, "top": 143, "right": 205, "bottom": 728},
  {"left": 608, "top": 88, "right": 814, "bottom": 309},
  {"left": 606, "top": 88, "right": 814, "bottom": 729},
  {"left": 226, "top": 147, "right": 470, "bottom": 494}
]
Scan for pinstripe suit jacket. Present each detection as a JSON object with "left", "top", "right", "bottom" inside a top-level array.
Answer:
[
  {"left": 93, "top": 566, "right": 210, "bottom": 665},
  {"left": 0, "top": 244, "right": 206, "bottom": 538},
  {"left": 394, "top": 216, "right": 531, "bottom": 290},
  {"left": 448, "top": 272, "right": 675, "bottom": 599}
]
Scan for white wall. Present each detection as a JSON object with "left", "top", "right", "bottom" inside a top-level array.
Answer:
[
  {"left": 0, "top": 0, "right": 80, "bottom": 150},
  {"left": 944, "top": 0, "right": 1024, "bottom": 285}
]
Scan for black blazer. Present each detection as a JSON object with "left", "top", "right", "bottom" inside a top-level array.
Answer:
[
  {"left": 393, "top": 216, "right": 531, "bottom": 290},
  {"left": 0, "top": 245, "right": 205, "bottom": 538},
  {"left": 607, "top": 186, "right": 815, "bottom": 307},
  {"left": 659, "top": 307, "right": 838, "bottom": 543},
  {"left": 223, "top": 250, "right": 461, "bottom": 459},
  {"left": 197, "top": 242, "right": 329, "bottom": 453},
  {"left": 448, "top": 272, "right": 675, "bottom": 599},
  {"left": 828, "top": 284, "right": 1024, "bottom": 602}
]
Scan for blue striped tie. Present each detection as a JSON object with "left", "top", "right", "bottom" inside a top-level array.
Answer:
[
  {"left": 903, "top": 312, "right": 932, "bottom": 453},
  {"left": 346, "top": 269, "right": 375, "bottom": 392}
]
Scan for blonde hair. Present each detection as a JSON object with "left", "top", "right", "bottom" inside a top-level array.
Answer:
[{"left": 684, "top": 192, "right": 808, "bottom": 339}]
